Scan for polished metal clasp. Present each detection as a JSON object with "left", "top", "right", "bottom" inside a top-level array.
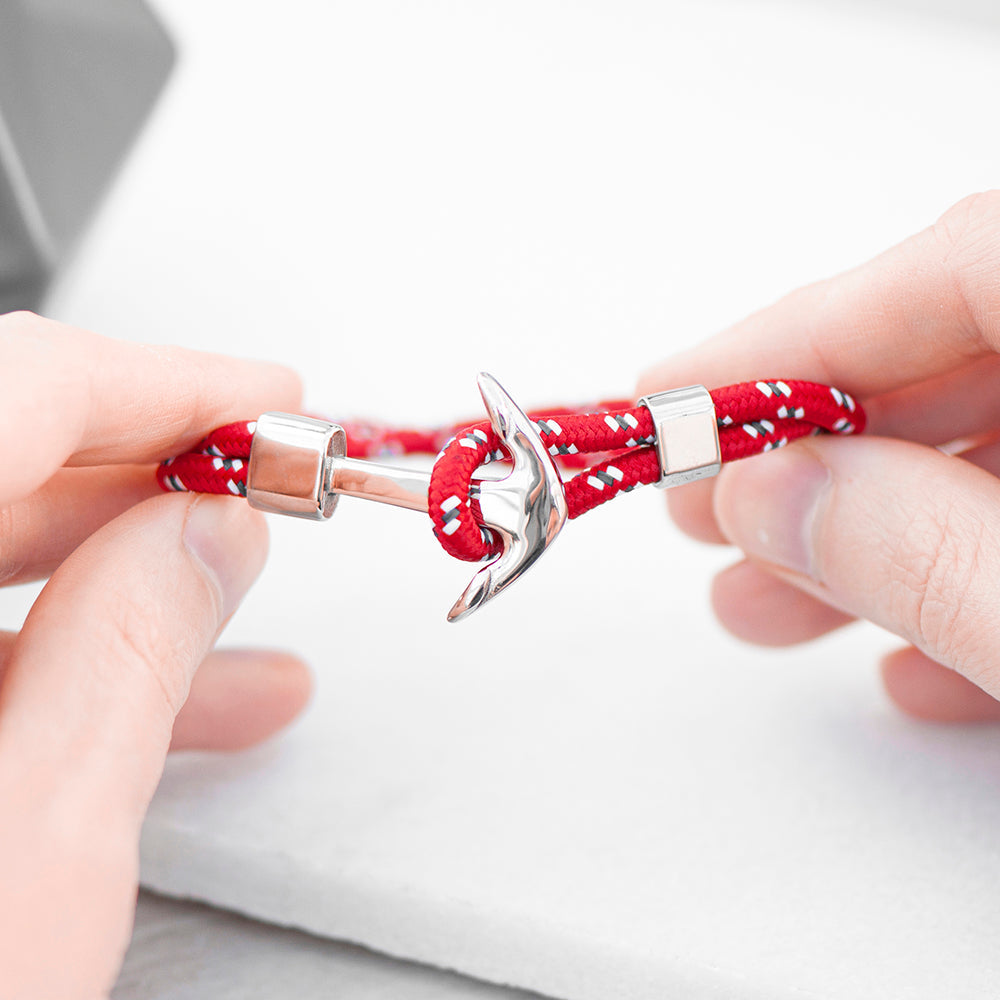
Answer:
[
  {"left": 637, "top": 384, "right": 721, "bottom": 488},
  {"left": 246, "top": 373, "right": 568, "bottom": 623}
]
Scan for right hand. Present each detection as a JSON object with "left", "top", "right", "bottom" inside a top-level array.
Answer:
[{"left": 637, "top": 192, "right": 1000, "bottom": 723}]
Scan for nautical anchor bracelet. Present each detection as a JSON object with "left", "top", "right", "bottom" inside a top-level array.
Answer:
[{"left": 158, "top": 375, "right": 865, "bottom": 622}]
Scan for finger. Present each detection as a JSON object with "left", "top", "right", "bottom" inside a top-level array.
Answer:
[
  {"left": 957, "top": 435, "right": 1000, "bottom": 475},
  {"left": 0, "top": 633, "right": 312, "bottom": 752},
  {"left": 0, "top": 311, "right": 302, "bottom": 507},
  {"left": 711, "top": 434, "right": 1000, "bottom": 699},
  {"left": 0, "top": 465, "right": 160, "bottom": 586},
  {"left": 0, "top": 492, "right": 267, "bottom": 803},
  {"left": 638, "top": 192, "right": 1000, "bottom": 553},
  {"left": 0, "top": 631, "right": 18, "bottom": 676},
  {"left": 0, "top": 493, "right": 265, "bottom": 997},
  {"left": 665, "top": 478, "right": 728, "bottom": 545},
  {"left": 657, "top": 356, "right": 1000, "bottom": 551},
  {"left": 861, "top": 353, "right": 1000, "bottom": 446},
  {"left": 647, "top": 348, "right": 1000, "bottom": 453},
  {"left": 710, "top": 559, "right": 853, "bottom": 646},
  {"left": 881, "top": 645, "right": 1000, "bottom": 722},
  {"left": 169, "top": 649, "right": 312, "bottom": 751},
  {"left": 703, "top": 434, "right": 1000, "bottom": 649},
  {"left": 638, "top": 190, "right": 1000, "bottom": 403}
]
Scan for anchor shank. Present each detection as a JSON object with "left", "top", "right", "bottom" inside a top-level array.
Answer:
[{"left": 328, "top": 457, "right": 431, "bottom": 513}]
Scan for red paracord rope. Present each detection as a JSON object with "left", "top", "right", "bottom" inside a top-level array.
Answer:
[{"left": 158, "top": 379, "right": 864, "bottom": 562}]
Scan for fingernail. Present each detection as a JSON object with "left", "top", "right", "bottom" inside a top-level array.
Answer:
[
  {"left": 183, "top": 497, "right": 262, "bottom": 620},
  {"left": 714, "top": 445, "right": 831, "bottom": 577}
]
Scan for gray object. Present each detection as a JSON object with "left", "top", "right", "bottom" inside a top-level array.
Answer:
[
  {"left": 0, "top": 0, "right": 174, "bottom": 312},
  {"left": 114, "top": 893, "right": 543, "bottom": 1000}
]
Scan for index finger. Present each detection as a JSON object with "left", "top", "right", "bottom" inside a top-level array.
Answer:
[
  {"left": 637, "top": 191, "right": 1000, "bottom": 401},
  {"left": 0, "top": 312, "right": 302, "bottom": 507}
]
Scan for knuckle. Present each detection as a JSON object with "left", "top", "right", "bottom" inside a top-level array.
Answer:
[
  {"left": 136, "top": 344, "right": 204, "bottom": 438},
  {"left": 0, "top": 308, "right": 41, "bottom": 327},
  {"left": 886, "top": 499, "right": 985, "bottom": 672},
  {"left": 929, "top": 191, "right": 1000, "bottom": 351},
  {"left": 102, "top": 592, "right": 192, "bottom": 718},
  {"left": 0, "top": 312, "right": 83, "bottom": 383},
  {"left": 937, "top": 190, "right": 1000, "bottom": 237},
  {"left": 0, "top": 504, "right": 24, "bottom": 585},
  {"left": 0, "top": 309, "right": 55, "bottom": 339},
  {"left": 933, "top": 191, "right": 1000, "bottom": 262}
]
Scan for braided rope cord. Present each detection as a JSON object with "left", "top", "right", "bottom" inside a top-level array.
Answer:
[{"left": 158, "top": 379, "right": 864, "bottom": 562}]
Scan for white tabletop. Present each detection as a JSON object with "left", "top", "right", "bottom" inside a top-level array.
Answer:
[{"left": 12, "top": 1, "right": 1000, "bottom": 997}]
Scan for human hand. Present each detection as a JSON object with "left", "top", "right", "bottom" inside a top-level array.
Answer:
[
  {"left": 0, "top": 312, "right": 312, "bottom": 998},
  {"left": 637, "top": 192, "right": 1000, "bottom": 723}
]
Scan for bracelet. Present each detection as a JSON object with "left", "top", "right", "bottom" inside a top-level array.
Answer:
[{"left": 158, "top": 375, "right": 864, "bottom": 621}]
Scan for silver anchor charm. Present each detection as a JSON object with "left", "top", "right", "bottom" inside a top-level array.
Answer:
[{"left": 245, "top": 373, "right": 568, "bottom": 623}]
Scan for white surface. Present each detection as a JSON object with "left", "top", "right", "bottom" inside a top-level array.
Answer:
[
  {"left": 7, "top": 0, "right": 1000, "bottom": 997},
  {"left": 114, "top": 893, "right": 542, "bottom": 1000}
]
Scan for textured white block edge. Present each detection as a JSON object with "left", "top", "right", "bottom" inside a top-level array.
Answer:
[{"left": 141, "top": 823, "right": 794, "bottom": 1000}]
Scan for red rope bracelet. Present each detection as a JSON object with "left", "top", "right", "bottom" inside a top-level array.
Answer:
[{"left": 158, "top": 379, "right": 864, "bottom": 564}]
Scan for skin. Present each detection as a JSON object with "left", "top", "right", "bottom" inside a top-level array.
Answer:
[
  {"left": 637, "top": 190, "right": 1000, "bottom": 723},
  {"left": 0, "top": 311, "right": 312, "bottom": 998}
]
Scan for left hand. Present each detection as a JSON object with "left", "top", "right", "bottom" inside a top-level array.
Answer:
[{"left": 0, "top": 312, "right": 312, "bottom": 998}]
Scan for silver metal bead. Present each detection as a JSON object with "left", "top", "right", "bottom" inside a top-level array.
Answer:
[{"left": 638, "top": 385, "right": 721, "bottom": 489}]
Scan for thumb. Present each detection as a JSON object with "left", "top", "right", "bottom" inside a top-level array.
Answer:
[{"left": 712, "top": 436, "right": 1000, "bottom": 694}]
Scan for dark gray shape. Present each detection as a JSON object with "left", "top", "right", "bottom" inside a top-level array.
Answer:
[{"left": 0, "top": 0, "right": 174, "bottom": 311}]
